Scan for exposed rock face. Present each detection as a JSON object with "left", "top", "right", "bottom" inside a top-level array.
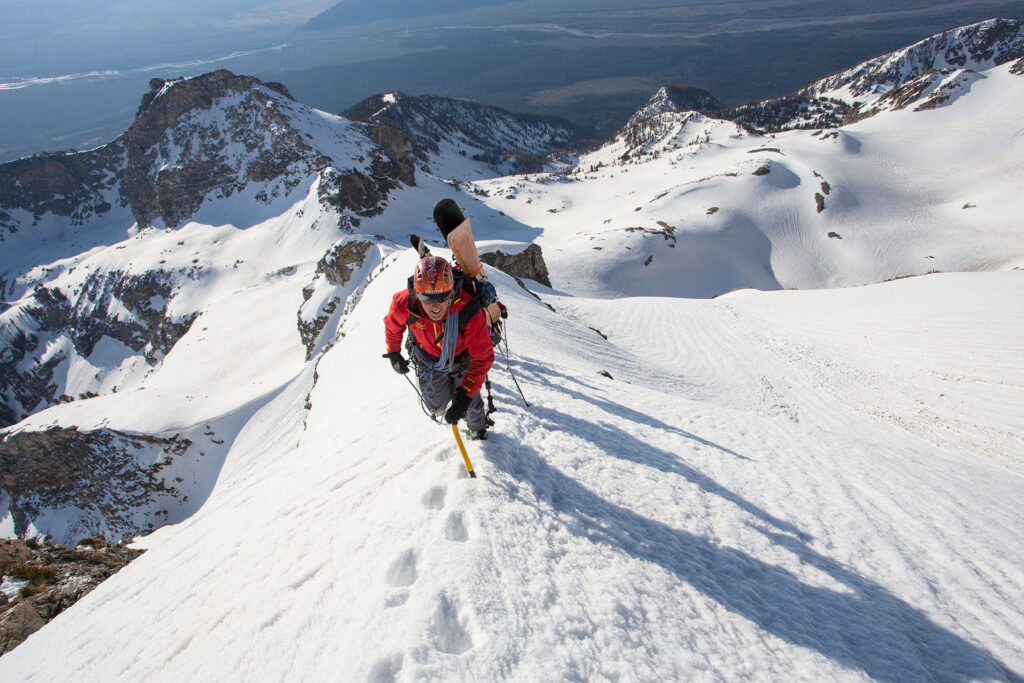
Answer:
[
  {"left": 0, "top": 537, "right": 144, "bottom": 655},
  {"left": 480, "top": 244, "right": 551, "bottom": 288},
  {"left": 0, "top": 426, "right": 191, "bottom": 541},
  {"left": 121, "top": 70, "right": 320, "bottom": 228},
  {"left": 344, "top": 92, "right": 588, "bottom": 175},
  {"left": 0, "top": 143, "right": 125, "bottom": 240},
  {"left": 298, "top": 239, "right": 376, "bottom": 359},
  {"left": 0, "top": 270, "right": 198, "bottom": 428}
]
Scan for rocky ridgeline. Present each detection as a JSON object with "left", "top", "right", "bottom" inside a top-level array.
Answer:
[
  {"left": 0, "top": 537, "right": 144, "bottom": 655},
  {"left": 298, "top": 238, "right": 377, "bottom": 359},
  {"left": 729, "top": 18, "right": 1024, "bottom": 131},
  {"left": 667, "top": 18, "right": 1024, "bottom": 134},
  {"left": 344, "top": 92, "right": 589, "bottom": 175},
  {"left": 0, "top": 142, "right": 124, "bottom": 239},
  {"left": 1, "top": 69, "right": 418, "bottom": 240},
  {"left": 592, "top": 20, "right": 1024, "bottom": 141},
  {"left": 805, "top": 18, "right": 1024, "bottom": 103}
]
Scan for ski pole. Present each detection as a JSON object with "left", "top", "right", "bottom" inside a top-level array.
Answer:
[
  {"left": 499, "top": 335, "right": 530, "bottom": 408},
  {"left": 451, "top": 424, "right": 477, "bottom": 479}
]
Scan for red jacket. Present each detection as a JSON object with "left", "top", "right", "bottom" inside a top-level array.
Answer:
[{"left": 384, "top": 287, "right": 494, "bottom": 397}]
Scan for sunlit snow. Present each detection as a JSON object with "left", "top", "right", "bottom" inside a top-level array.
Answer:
[{"left": 1, "top": 36, "right": 1023, "bottom": 682}]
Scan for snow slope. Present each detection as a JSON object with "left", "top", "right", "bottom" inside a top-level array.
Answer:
[
  {"left": 1, "top": 249, "right": 1022, "bottom": 680},
  {"left": 472, "top": 60, "right": 1024, "bottom": 299},
  {"left": 3, "top": 24, "right": 1024, "bottom": 682}
]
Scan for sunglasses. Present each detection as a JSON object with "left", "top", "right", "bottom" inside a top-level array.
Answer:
[{"left": 418, "top": 291, "right": 452, "bottom": 304}]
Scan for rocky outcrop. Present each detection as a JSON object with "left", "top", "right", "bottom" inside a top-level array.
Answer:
[
  {"left": 481, "top": 243, "right": 551, "bottom": 288},
  {"left": 298, "top": 238, "right": 376, "bottom": 359},
  {"left": 0, "top": 142, "right": 124, "bottom": 240},
  {"left": 0, "top": 426, "right": 191, "bottom": 541},
  {"left": 344, "top": 92, "right": 588, "bottom": 175},
  {"left": 121, "top": 71, "right": 319, "bottom": 228},
  {"left": 0, "top": 270, "right": 198, "bottom": 428},
  {"left": 0, "top": 537, "right": 144, "bottom": 655}
]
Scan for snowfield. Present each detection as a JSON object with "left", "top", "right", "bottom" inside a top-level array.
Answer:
[
  {"left": 2, "top": 25, "right": 1024, "bottom": 682},
  {"left": 1, "top": 256, "right": 1022, "bottom": 680}
]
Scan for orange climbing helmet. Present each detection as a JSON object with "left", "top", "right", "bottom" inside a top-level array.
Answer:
[{"left": 413, "top": 256, "right": 454, "bottom": 302}]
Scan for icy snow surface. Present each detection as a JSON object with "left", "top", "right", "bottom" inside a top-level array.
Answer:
[{"left": 2, "top": 51, "right": 1024, "bottom": 683}]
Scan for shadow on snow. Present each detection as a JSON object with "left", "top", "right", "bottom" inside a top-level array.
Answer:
[{"left": 484, "top": 361, "right": 1020, "bottom": 682}]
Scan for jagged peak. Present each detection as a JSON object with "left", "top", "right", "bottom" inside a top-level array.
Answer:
[
  {"left": 804, "top": 18, "right": 1024, "bottom": 103},
  {"left": 645, "top": 85, "right": 724, "bottom": 115},
  {"left": 134, "top": 69, "right": 293, "bottom": 124}
]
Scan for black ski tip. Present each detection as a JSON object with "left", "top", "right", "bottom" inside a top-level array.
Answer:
[
  {"left": 409, "top": 233, "right": 431, "bottom": 256},
  {"left": 469, "top": 470, "right": 477, "bottom": 479},
  {"left": 433, "top": 198, "right": 465, "bottom": 238}
]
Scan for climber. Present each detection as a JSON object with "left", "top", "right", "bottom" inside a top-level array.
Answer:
[{"left": 383, "top": 255, "right": 495, "bottom": 440}]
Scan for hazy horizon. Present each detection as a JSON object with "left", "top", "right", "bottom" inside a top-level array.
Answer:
[{"left": 2, "top": 0, "right": 1022, "bottom": 163}]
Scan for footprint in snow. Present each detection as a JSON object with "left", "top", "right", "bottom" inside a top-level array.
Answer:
[
  {"left": 421, "top": 485, "right": 446, "bottom": 510},
  {"left": 385, "top": 548, "right": 418, "bottom": 587},
  {"left": 367, "top": 653, "right": 403, "bottom": 682},
  {"left": 432, "top": 592, "right": 473, "bottom": 655},
  {"left": 444, "top": 511, "right": 468, "bottom": 542}
]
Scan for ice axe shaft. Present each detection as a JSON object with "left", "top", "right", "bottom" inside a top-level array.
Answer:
[{"left": 452, "top": 424, "right": 477, "bottom": 479}]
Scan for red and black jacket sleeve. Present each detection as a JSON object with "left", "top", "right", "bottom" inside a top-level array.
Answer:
[
  {"left": 383, "top": 288, "right": 494, "bottom": 398},
  {"left": 384, "top": 290, "right": 412, "bottom": 354}
]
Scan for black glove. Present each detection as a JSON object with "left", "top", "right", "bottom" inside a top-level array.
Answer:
[
  {"left": 444, "top": 390, "right": 472, "bottom": 424},
  {"left": 476, "top": 279, "right": 497, "bottom": 306},
  {"left": 383, "top": 351, "right": 409, "bottom": 374}
]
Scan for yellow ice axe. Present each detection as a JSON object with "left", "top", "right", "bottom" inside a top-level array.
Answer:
[{"left": 452, "top": 424, "right": 477, "bottom": 479}]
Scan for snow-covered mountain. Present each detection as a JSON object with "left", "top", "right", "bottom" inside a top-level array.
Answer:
[
  {"left": 1, "top": 19, "right": 1023, "bottom": 680},
  {"left": 0, "top": 69, "right": 576, "bottom": 543},
  {"left": 727, "top": 17, "right": 1024, "bottom": 131},
  {"left": 343, "top": 91, "right": 588, "bottom": 178}
]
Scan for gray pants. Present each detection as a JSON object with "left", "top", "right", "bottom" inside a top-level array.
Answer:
[{"left": 417, "top": 356, "right": 488, "bottom": 431}]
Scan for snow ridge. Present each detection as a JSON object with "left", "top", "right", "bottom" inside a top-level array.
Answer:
[
  {"left": 0, "top": 20, "right": 1023, "bottom": 681},
  {"left": 805, "top": 18, "right": 1024, "bottom": 104}
]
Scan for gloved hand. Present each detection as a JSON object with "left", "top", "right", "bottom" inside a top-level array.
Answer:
[
  {"left": 383, "top": 351, "right": 409, "bottom": 374},
  {"left": 475, "top": 278, "right": 497, "bottom": 306},
  {"left": 444, "top": 390, "right": 472, "bottom": 424}
]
